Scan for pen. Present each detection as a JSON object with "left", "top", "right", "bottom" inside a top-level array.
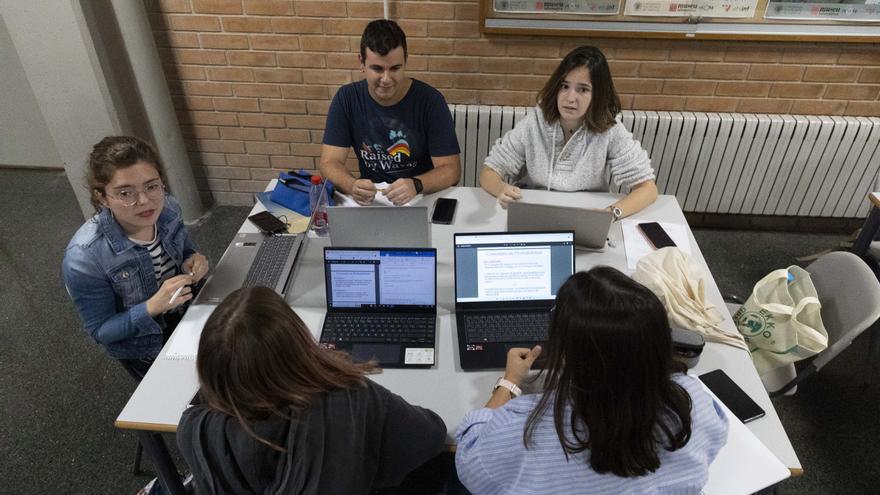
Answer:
[{"left": 168, "top": 285, "right": 184, "bottom": 305}]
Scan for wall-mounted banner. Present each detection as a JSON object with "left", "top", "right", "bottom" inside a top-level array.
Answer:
[
  {"left": 494, "top": 0, "right": 621, "bottom": 15},
  {"left": 765, "top": 1, "right": 880, "bottom": 21},
  {"left": 624, "top": 0, "right": 758, "bottom": 17}
]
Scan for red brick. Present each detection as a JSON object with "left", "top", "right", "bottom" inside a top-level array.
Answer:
[
  {"left": 614, "top": 47, "right": 668, "bottom": 61},
  {"left": 222, "top": 16, "right": 272, "bottom": 32},
  {"left": 631, "top": 95, "right": 685, "bottom": 111},
  {"left": 232, "top": 84, "right": 282, "bottom": 98},
  {"left": 281, "top": 85, "right": 329, "bottom": 99},
  {"left": 247, "top": 141, "right": 291, "bottom": 154},
  {"left": 181, "top": 81, "right": 233, "bottom": 96},
  {"left": 277, "top": 52, "right": 326, "bottom": 68},
  {"left": 429, "top": 57, "right": 479, "bottom": 73},
  {"left": 185, "top": 111, "right": 239, "bottom": 126},
  {"left": 307, "top": 100, "right": 330, "bottom": 115},
  {"left": 266, "top": 129, "right": 311, "bottom": 142},
  {"left": 228, "top": 51, "right": 277, "bottom": 66},
  {"left": 207, "top": 67, "right": 254, "bottom": 82},
  {"left": 291, "top": 143, "right": 323, "bottom": 156},
  {"left": 790, "top": 100, "right": 847, "bottom": 115},
  {"left": 159, "top": 32, "right": 200, "bottom": 48},
  {"left": 663, "top": 81, "right": 715, "bottom": 96},
  {"left": 614, "top": 78, "right": 663, "bottom": 95},
  {"left": 243, "top": 0, "right": 295, "bottom": 15},
  {"left": 202, "top": 166, "right": 251, "bottom": 179},
  {"left": 456, "top": 74, "right": 504, "bottom": 90},
  {"left": 451, "top": 40, "right": 504, "bottom": 58},
  {"left": 619, "top": 94, "right": 634, "bottom": 109},
  {"left": 769, "top": 83, "right": 825, "bottom": 99},
  {"left": 714, "top": 82, "right": 770, "bottom": 97},
  {"left": 213, "top": 97, "right": 260, "bottom": 112},
  {"left": 197, "top": 177, "right": 230, "bottom": 190},
  {"left": 271, "top": 18, "right": 323, "bottom": 34},
  {"left": 479, "top": 92, "right": 535, "bottom": 107},
  {"left": 145, "top": 0, "right": 190, "bottom": 13},
  {"left": 173, "top": 95, "right": 215, "bottom": 111},
  {"left": 296, "top": 1, "right": 348, "bottom": 16},
  {"left": 253, "top": 68, "right": 303, "bottom": 83},
  {"left": 395, "top": 20, "right": 428, "bottom": 37},
  {"left": 301, "top": 36, "right": 350, "bottom": 52},
  {"left": 199, "top": 33, "right": 249, "bottom": 49},
  {"left": 326, "top": 53, "right": 359, "bottom": 69},
  {"left": 239, "top": 113, "right": 287, "bottom": 127},
  {"left": 667, "top": 45, "right": 725, "bottom": 62},
  {"left": 231, "top": 179, "right": 268, "bottom": 192},
  {"left": 286, "top": 115, "right": 326, "bottom": 129},
  {"left": 322, "top": 19, "right": 369, "bottom": 36},
  {"left": 250, "top": 168, "right": 287, "bottom": 181},
  {"left": 735, "top": 98, "right": 793, "bottom": 114},
  {"left": 803, "top": 67, "right": 860, "bottom": 83},
  {"left": 442, "top": 89, "right": 479, "bottom": 105},
  {"left": 309, "top": 130, "right": 323, "bottom": 142},
  {"left": 504, "top": 41, "right": 559, "bottom": 59},
  {"left": 347, "top": 2, "right": 384, "bottom": 17},
  {"left": 692, "top": 63, "right": 749, "bottom": 80},
  {"left": 260, "top": 99, "right": 308, "bottom": 114},
  {"left": 175, "top": 66, "right": 207, "bottom": 81},
  {"left": 414, "top": 72, "right": 455, "bottom": 89},
  {"left": 455, "top": 3, "right": 479, "bottom": 20},
  {"left": 404, "top": 38, "right": 453, "bottom": 56},
  {"left": 303, "top": 69, "right": 351, "bottom": 85},
  {"left": 271, "top": 155, "right": 316, "bottom": 169},
  {"left": 608, "top": 61, "right": 639, "bottom": 78},
  {"left": 220, "top": 127, "right": 265, "bottom": 140},
  {"left": 638, "top": 62, "right": 694, "bottom": 79},
  {"left": 427, "top": 21, "right": 480, "bottom": 38},
  {"left": 781, "top": 48, "right": 839, "bottom": 65},
  {"left": 196, "top": 138, "right": 245, "bottom": 153},
  {"left": 748, "top": 65, "right": 804, "bottom": 82},
  {"left": 505, "top": 76, "right": 546, "bottom": 92},
  {"left": 481, "top": 58, "right": 533, "bottom": 74},
  {"left": 824, "top": 84, "right": 880, "bottom": 100},
  {"left": 684, "top": 97, "right": 739, "bottom": 112},
  {"left": 169, "top": 49, "right": 227, "bottom": 65},
  {"left": 167, "top": 15, "right": 221, "bottom": 31},
  {"left": 845, "top": 101, "right": 880, "bottom": 117},
  {"left": 533, "top": 59, "right": 559, "bottom": 75},
  {"left": 192, "top": 0, "right": 242, "bottom": 14},
  {"left": 725, "top": 47, "right": 781, "bottom": 64},
  {"left": 838, "top": 50, "right": 880, "bottom": 66},
  {"left": 250, "top": 35, "right": 301, "bottom": 51},
  {"left": 226, "top": 154, "right": 270, "bottom": 167},
  {"left": 181, "top": 125, "right": 220, "bottom": 139}
]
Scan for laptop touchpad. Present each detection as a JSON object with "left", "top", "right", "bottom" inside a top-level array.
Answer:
[{"left": 352, "top": 344, "right": 399, "bottom": 364}]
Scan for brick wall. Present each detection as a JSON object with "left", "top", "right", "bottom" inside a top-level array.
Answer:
[{"left": 144, "top": 0, "right": 880, "bottom": 205}]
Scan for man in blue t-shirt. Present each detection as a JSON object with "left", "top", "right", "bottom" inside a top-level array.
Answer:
[{"left": 320, "top": 19, "right": 461, "bottom": 206}]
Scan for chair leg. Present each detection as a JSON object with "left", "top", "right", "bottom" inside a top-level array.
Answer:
[{"left": 133, "top": 439, "right": 144, "bottom": 475}]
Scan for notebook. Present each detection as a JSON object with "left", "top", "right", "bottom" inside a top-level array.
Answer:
[
  {"left": 507, "top": 201, "right": 613, "bottom": 250},
  {"left": 453, "top": 231, "right": 575, "bottom": 370},
  {"left": 328, "top": 206, "right": 430, "bottom": 248},
  {"left": 319, "top": 247, "right": 438, "bottom": 368}
]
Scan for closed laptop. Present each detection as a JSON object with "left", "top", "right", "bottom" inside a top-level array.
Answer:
[
  {"left": 508, "top": 201, "right": 612, "bottom": 250},
  {"left": 328, "top": 206, "right": 430, "bottom": 248}
]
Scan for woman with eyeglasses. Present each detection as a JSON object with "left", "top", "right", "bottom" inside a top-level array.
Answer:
[
  {"left": 455, "top": 267, "right": 728, "bottom": 494},
  {"left": 62, "top": 136, "right": 208, "bottom": 381}
]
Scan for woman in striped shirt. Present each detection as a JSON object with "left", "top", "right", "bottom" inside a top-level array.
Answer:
[
  {"left": 62, "top": 136, "right": 208, "bottom": 381},
  {"left": 455, "top": 267, "right": 728, "bottom": 494}
]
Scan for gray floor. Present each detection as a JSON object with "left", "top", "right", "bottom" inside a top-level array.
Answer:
[{"left": 1, "top": 168, "right": 878, "bottom": 494}]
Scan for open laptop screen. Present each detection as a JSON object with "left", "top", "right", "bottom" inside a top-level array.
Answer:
[
  {"left": 324, "top": 248, "right": 437, "bottom": 310},
  {"left": 454, "top": 231, "right": 574, "bottom": 304}
]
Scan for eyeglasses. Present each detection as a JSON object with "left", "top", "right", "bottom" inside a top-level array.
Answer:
[{"left": 106, "top": 182, "right": 165, "bottom": 207}]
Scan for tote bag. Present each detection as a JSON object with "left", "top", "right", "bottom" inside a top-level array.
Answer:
[{"left": 733, "top": 266, "right": 828, "bottom": 374}]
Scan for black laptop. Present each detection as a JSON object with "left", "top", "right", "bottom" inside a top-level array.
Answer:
[
  {"left": 319, "top": 247, "right": 437, "bottom": 368},
  {"left": 454, "top": 231, "right": 575, "bottom": 370}
]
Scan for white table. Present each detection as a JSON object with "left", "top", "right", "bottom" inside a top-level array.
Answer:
[{"left": 116, "top": 186, "right": 801, "bottom": 494}]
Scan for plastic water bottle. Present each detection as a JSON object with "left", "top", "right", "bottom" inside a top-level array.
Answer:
[{"left": 309, "top": 175, "right": 329, "bottom": 236}]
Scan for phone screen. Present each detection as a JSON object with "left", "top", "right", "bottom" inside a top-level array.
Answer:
[
  {"left": 431, "top": 198, "right": 457, "bottom": 224},
  {"left": 698, "top": 369, "right": 766, "bottom": 423},
  {"left": 637, "top": 222, "right": 676, "bottom": 249},
  {"left": 248, "top": 211, "right": 287, "bottom": 234}
]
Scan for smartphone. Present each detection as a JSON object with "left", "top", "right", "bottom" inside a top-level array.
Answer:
[
  {"left": 431, "top": 198, "right": 458, "bottom": 224},
  {"left": 698, "top": 369, "right": 766, "bottom": 424},
  {"left": 637, "top": 222, "right": 676, "bottom": 249},
  {"left": 248, "top": 211, "right": 287, "bottom": 234}
]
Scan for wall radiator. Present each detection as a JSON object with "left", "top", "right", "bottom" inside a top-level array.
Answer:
[{"left": 450, "top": 104, "right": 880, "bottom": 218}]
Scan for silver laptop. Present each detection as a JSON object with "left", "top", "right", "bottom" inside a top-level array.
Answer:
[
  {"left": 507, "top": 201, "right": 613, "bottom": 249},
  {"left": 328, "top": 206, "right": 430, "bottom": 248}
]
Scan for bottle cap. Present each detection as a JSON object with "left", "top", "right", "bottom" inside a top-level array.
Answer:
[{"left": 310, "top": 175, "right": 322, "bottom": 185}]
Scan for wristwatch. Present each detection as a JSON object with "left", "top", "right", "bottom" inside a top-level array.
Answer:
[
  {"left": 493, "top": 377, "right": 522, "bottom": 398},
  {"left": 610, "top": 205, "right": 623, "bottom": 222},
  {"left": 412, "top": 177, "right": 424, "bottom": 195}
]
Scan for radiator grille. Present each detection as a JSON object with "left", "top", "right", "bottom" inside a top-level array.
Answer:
[{"left": 450, "top": 104, "right": 880, "bottom": 218}]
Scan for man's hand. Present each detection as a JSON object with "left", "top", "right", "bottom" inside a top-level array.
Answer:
[
  {"left": 383, "top": 178, "right": 418, "bottom": 206},
  {"left": 351, "top": 179, "right": 377, "bottom": 206},
  {"left": 497, "top": 184, "right": 522, "bottom": 209},
  {"left": 503, "top": 345, "right": 542, "bottom": 386}
]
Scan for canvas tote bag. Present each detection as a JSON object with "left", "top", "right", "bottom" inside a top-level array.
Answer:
[
  {"left": 733, "top": 266, "right": 828, "bottom": 374},
  {"left": 633, "top": 247, "right": 747, "bottom": 350}
]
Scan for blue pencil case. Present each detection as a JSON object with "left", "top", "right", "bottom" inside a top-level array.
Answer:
[{"left": 269, "top": 170, "right": 334, "bottom": 217}]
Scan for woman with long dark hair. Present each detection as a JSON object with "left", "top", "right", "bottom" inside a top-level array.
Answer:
[
  {"left": 455, "top": 267, "right": 728, "bottom": 494},
  {"left": 177, "top": 287, "right": 447, "bottom": 494}
]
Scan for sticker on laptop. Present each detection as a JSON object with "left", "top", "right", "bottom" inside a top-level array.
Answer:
[{"left": 405, "top": 348, "right": 434, "bottom": 365}]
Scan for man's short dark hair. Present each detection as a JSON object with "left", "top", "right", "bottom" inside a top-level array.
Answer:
[{"left": 360, "top": 19, "right": 407, "bottom": 61}]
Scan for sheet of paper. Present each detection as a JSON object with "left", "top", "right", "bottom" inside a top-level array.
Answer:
[
  {"left": 621, "top": 219, "right": 692, "bottom": 269},
  {"left": 703, "top": 384, "right": 790, "bottom": 494},
  {"left": 335, "top": 182, "right": 420, "bottom": 207},
  {"left": 163, "top": 304, "right": 215, "bottom": 360}
]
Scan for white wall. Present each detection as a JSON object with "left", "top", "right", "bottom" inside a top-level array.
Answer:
[{"left": 0, "top": 14, "right": 63, "bottom": 168}]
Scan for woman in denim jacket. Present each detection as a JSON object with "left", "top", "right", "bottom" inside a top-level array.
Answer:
[{"left": 62, "top": 136, "right": 209, "bottom": 381}]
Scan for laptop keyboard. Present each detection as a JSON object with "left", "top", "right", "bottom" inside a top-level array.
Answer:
[
  {"left": 322, "top": 314, "right": 435, "bottom": 345},
  {"left": 242, "top": 235, "right": 296, "bottom": 289},
  {"left": 464, "top": 312, "right": 550, "bottom": 343}
]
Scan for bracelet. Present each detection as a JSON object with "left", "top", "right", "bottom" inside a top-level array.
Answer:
[{"left": 493, "top": 377, "right": 522, "bottom": 398}]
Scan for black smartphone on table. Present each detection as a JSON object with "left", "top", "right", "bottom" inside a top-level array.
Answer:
[
  {"left": 248, "top": 211, "right": 288, "bottom": 235},
  {"left": 698, "top": 369, "right": 766, "bottom": 423},
  {"left": 637, "top": 222, "right": 676, "bottom": 249},
  {"left": 431, "top": 198, "right": 458, "bottom": 224}
]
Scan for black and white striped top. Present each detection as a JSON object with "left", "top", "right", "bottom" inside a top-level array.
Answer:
[{"left": 130, "top": 228, "right": 178, "bottom": 285}]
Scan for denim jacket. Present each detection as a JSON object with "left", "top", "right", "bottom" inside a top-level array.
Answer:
[{"left": 62, "top": 195, "right": 198, "bottom": 360}]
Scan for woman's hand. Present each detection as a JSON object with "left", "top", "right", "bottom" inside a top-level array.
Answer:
[
  {"left": 146, "top": 274, "right": 194, "bottom": 316},
  {"left": 497, "top": 184, "right": 522, "bottom": 209},
  {"left": 503, "top": 345, "right": 542, "bottom": 386},
  {"left": 183, "top": 253, "right": 209, "bottom": 282}
]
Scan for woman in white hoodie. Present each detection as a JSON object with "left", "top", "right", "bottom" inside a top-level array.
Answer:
[{"left": 480, "top": 46, "right": 658, "bottom": 218}]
